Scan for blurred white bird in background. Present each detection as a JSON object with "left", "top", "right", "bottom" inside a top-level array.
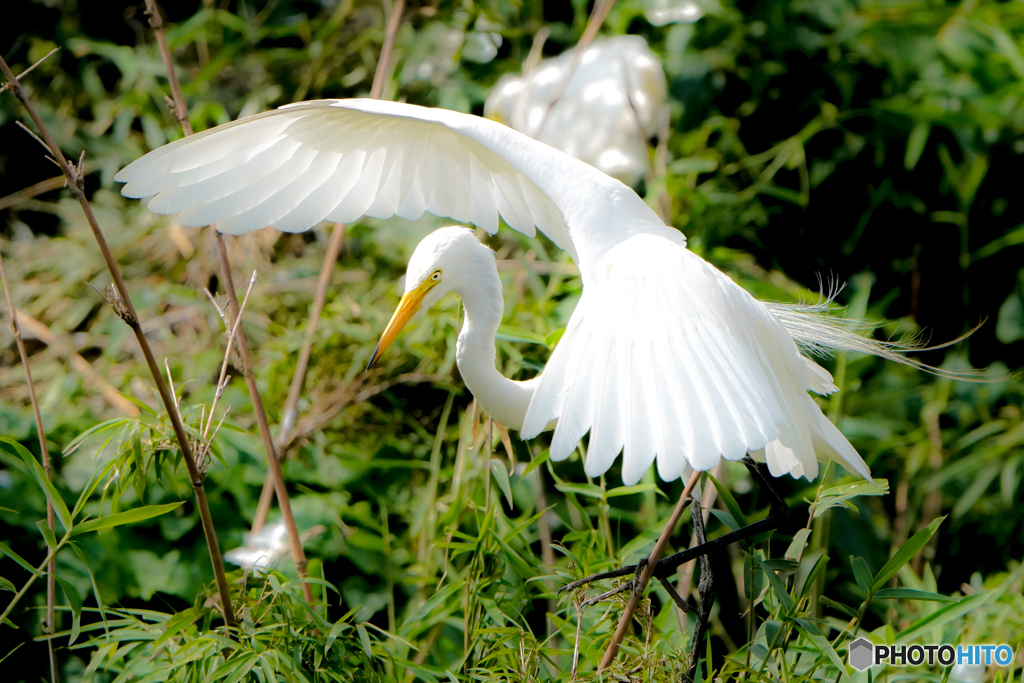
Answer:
[
  {"left": 643, "top": 0, "right": 703, "bottom": 25},
  {"left": 225, "top": 521, "right": 324, "bottom": 573},
  {"left": 115, "top": 97, "right": 945, "bottom": 487},
  {"left": 485, "top": 35, "right": 667, "bottom": 186}
]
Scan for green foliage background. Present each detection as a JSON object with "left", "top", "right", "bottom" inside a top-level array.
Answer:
[{"left": 1, "top": 0, "right": 1023, "bottom": 680}]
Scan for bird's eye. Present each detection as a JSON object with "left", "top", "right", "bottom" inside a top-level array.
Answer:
[{"left": 431, "top": 269, "right": 442, "bottom": 281}]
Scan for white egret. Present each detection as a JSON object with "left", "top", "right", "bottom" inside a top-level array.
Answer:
[
  {"left": 117, "top": 98, "right": 910, "bottom": 486},
  {"left": 485, "top": 35, "right": 668, "bottom": 185}
]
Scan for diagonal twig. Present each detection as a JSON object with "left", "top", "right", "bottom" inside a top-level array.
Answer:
[
  {"left": 0, "top": 53, "right": 237, "bottom": 630},
  {"left": 532, "top": 0, "right": 618, "bottom": 138},
  {"left": 1, "top": 46, "right": 59, "bottom": 93},
  {"left": 251, "top": 223, "right": 344, "bottom": 532},
  {"left": 598, "top": 467, "right": 702, "bottom": 670},
  {"left": 0, "top": 250, "right": 59, "bottom": 682}
]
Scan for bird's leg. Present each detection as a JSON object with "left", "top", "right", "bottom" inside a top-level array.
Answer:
[
  {"left": 559, "top": 458, "right": 789, "bottom": 592},
  {"left": 684, "top": 498, "right": 713, "bottom": 683}
]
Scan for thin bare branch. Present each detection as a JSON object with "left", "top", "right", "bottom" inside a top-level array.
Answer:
[
  {"left": 0, "top": 46, "right": 60, "bottom": 94},
  {"left": 252, "top": 223, "right": 344, "bottom": 533},
  {"left": 370, "top": 0, "right": 405, "bottom": 99},
  {"left": 0, "top": 53, "right": 237, "bottom": 629},
  {"left": 599, "top": 468, "right": 701, "bottom": 670},
  {"left": 143, "top": 0, "right": 193, "bottom": 135},
  {"left": 206, "top": 271, "right": 256, "bottom": 443},
  {"left": 214, "top": 238, "right": 315, "bottom": 605},
  {"left": 0, "top": 250, "right": 59, "bottom": 683}
]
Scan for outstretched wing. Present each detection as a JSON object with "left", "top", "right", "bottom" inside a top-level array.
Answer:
[
  {"left": 116, "top": 99, "right": 667, "bottom": 272},
  {"left": 520, "top": 233, "right": 871, "bottom": 485},
  {"left": 116, "top": 100, "right": 573, "bottom": 255}
]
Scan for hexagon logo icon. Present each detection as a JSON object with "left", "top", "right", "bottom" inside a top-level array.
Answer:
[{"left": 849, "top": 638, "right": 874, "bottom": 671}]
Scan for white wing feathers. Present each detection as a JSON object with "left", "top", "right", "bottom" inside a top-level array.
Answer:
[
  {"left": 520, "top": 234, "right": 871, "bottom": 485},
  {"left": 115, "top": 100, "right": 581, "bottom": 259}
]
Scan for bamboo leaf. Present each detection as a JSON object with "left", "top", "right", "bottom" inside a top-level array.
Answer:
[
  {"left": 785, "top": 528, "right": 811, "bottom": 561},
  {"left": 872, "top": 588, "right": 956, "bottom": 603},
  {"left": 0, "top": 437, "right": 72, "bottom": 531},
  {"left": 851, "top": 556, "right": 873, "bottom": 594},
  {"left": 36, "top": 520, "right": 57, "bottom": 550},
  {"left": 791, "top": 618, "right": 847, "bottom": 674},
  {"left": 872, "top": 517, "right": 945, "bottom": 591},
  {"left": 605, "top": 483, "right": 666, "bottom": 499},
  {"left": 708, "top": 473, "right": 748, "bottom": 527},
  {"left": 755, "top": 556, "right": 794, "bottom": 614},
  {"left": 812, "top": 479, "right": 888, "bottom": 519},
  {"left": 553, "top": 482, "right": 604, "bottom": 499},
  {"left": 55, "top": 575, "right": 82, "bottom": 645},
  {"left": 819, "top": 596, "right": 858, "bottom": 618},
  {"left": 356, "top": 623, "right": 373, "bottom": 659},
  {"left": 522, "top": 449, "right": 549, "bottom": 478},
  {"left": 489, "top": 460, "right": 514, "bottom": 509},
  {"left": 495, "top": 325, "right": 547, "bottom": 346},
  {"left": 0, "top": 541, "right": 38, "bottom": 575},
  {"left": 0, "top": 576, "right": 14, "bottom": 592},
  {"left": 70, "top": 502, "right": 184, "bottom": 537},
  {"left": 896, "top": 591, "right": 993, "bottom": 644}
]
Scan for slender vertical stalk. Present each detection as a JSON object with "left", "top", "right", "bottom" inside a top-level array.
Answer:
[
  {"left": 251, "top": 222, "right": 345, "bottom": 532},
  {"left": 0, "top": 55, "right": 236, "bottom": 629},
  {"left": 599, "top": 468, "right": 701, "bottom": 671},
  {"left": 141, "top": 0, "right": 314, "bottom": 605},
  {"left": 0, "top": 252, "right": 59, "bottom": 682},
  {"left": 142, "top": 0, "right": 193, "bottom": 136},
  {"left": 213, "top": 239, "right": 315, "bottom": 604},
  {"left": 254, "top": 0, "right": 402, "bottom": 527},
  {"left": 370, "top": 0, "right": 405, "bottom": 100}
]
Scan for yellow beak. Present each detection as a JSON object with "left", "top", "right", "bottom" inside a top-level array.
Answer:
[{"left": 366, "top": 286, "right": 431, "bottom": 370}]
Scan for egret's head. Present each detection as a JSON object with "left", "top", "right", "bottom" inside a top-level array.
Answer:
[{"left": 367, "top": 227, "right": 488, "bottom": 369}]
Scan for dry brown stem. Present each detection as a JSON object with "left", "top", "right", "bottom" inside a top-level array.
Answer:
[
  {"left": 251, "top": 223, "right": 344, "bottom": 533},
  {"left": 0, "top": 252, "right": 59, "bottom": 682},
  {"left": 214, "top": 236, "right": 315, "bottom": 605},
  {"left": 370, "top": 0, "right": 406, "bottom": 99},
  {"left": 1, "top": 46, "right": 59, "bottom": 93},
  {"left": 0, "top": 54, "right": 237, "bottom": 629},
  {"left": 599, "top": 468, "right": 701, "bottom": 671}
]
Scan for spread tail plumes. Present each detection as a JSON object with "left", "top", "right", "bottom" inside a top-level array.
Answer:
[{"left": 764, "top": 298, "right": 990, "bottom": 382}]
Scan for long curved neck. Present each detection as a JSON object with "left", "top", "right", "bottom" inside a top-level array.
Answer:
[{"left": 454, "top": 258, "right": 537, "bottom": 431}]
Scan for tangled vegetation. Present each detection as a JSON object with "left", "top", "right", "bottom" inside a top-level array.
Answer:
[{"left": 2, "top": 0, "right": 1023, "bottom": 681}]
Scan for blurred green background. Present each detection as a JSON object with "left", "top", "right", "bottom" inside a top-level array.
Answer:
[{"left": 1, "top": 0, "right": 1022, "bottom": 681}]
